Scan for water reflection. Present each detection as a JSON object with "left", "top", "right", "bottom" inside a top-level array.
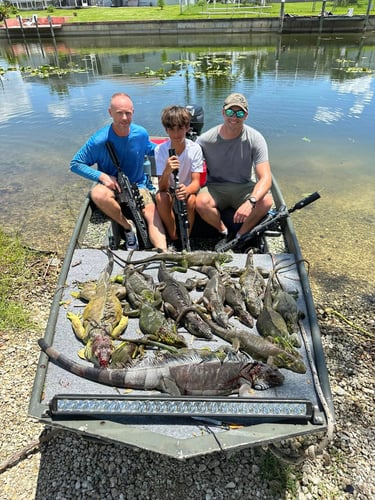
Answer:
[{"left": 0, "top": 33, "right": 374, "bottom": 296}]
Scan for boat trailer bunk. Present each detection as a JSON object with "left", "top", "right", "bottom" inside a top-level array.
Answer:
[{"left": 29, "top": 185, "right": 334, "bottom": 460}]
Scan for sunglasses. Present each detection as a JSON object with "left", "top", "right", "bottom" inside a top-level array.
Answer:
[{"left": 225, "top": 108, "right": 246, "bottom": 118}]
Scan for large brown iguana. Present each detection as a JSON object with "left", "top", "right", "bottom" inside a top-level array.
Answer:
[
  {"left": 239, "top": 252, "right": 266, "bottom": 318},
  {"left": 158, "top": 261, "right": 213, "bottom": 340},
  {"left": 38, "top": 339, "right": 284, "bottom": 395},
  {"left": 198, "top": 265, "right": 229, "bottom": 328}
]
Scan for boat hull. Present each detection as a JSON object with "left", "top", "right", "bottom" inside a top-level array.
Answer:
[{"left": 29, "top": 179, "right": 334, "bottom": 459}]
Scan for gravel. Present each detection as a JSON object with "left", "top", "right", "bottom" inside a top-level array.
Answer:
[{"left": 0, "top": 253, "right": 374, "bottom": 500}]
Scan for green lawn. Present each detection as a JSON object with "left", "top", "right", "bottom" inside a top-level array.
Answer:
[{"left": 13, "top": 2, "right": 374, "bottom": 23}]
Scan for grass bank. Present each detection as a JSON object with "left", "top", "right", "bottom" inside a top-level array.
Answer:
[
  {"left": 0, "top": 228, "right": 36, "bottom": 330},
  {"left": 14, "top": 1, "right": 374, "bottom": 23}
]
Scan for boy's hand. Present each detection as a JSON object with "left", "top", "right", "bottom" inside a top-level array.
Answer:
[
  {"left": 167, "top": 156, "right": 180, "bottom": 173},
  {"left": 176, "top": 183, "right": 188, "bottom": 200}
]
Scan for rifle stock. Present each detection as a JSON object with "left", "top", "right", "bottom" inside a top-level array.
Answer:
[
  {"left": 106, "top": 141, "right": 152, "bottom": 249},
  {"left": 169, "top": 148, "right": 191, "bottom": 252}
]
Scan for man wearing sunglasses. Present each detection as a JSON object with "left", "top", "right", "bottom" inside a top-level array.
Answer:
[{"left": 196, "top": 92, "right": 273, "bottom": 247}]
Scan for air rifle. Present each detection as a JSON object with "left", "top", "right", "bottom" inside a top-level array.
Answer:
[
  {"left": 106, "top": 141, "right": 152, "bottom": 249},
  {"left": 215, "top": 191, "right": 321, "bottom": 252},
  {"left": 169, "top": 148, "right": 191, "bottom": 252}
]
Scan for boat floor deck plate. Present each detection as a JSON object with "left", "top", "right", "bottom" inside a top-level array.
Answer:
[{"left": 41, "top": 249, "right": 323, "bottom": 431}]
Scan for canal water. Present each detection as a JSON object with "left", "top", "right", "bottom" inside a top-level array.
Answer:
[{"left": 0, "top": 32, "right": 374, "bottom": 298}]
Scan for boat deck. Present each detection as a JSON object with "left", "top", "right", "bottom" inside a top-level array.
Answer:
[
  {"left": 30, "top": 181, "right": 332, "bottom": 458},
  {"left": 40, "top": 248, "right": 324, "bottom": 448}
]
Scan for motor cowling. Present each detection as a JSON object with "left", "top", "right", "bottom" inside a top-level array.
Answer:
[{"left": 186, "top": 104, "right": 204, "bottom": 140}]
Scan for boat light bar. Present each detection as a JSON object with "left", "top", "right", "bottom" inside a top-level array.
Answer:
[{"left": 50, "top": 395, "right": 313, "bottom": 421}]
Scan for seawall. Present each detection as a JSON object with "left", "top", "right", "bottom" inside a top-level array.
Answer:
[{"left": 1, "top": 15, "right": 374, "bottom": 40}]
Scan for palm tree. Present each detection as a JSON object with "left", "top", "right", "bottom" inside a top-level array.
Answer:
[{"left": 0, "top": 1, "right": 18, "bottom": 22}]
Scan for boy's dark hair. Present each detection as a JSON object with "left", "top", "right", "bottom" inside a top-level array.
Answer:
[{"left": 161, "top": 106, "right": 191, "bottom": 130}]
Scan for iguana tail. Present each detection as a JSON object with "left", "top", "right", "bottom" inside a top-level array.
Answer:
[
  {"left": 97, "top": 251, "right": 114, "bottom": 289},
  {"left": 38, "top": 338, "right": 125, "bottom": 387}
]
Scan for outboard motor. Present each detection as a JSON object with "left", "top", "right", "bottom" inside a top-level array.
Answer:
[
  {"left": 186, "top": 104, "right": 206, "bottom": 186},
  {"left": 186, "top": 104, "right": 204, "bottom": 141}
]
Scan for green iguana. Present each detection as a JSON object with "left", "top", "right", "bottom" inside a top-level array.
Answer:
[
  {"left": 120, "top": 264, "right": 162, "bottom": 309},
  {"left": 71, "top": 280, "right": 127, "bottom": 302},
  {"left": 176, "top": 307, "right": 306, "bottom": 374},
  {"left": 198, "top": 265, "right": 229, "bottom": 328},
  {"left": 224, "top": 280, "right": 255, "bottom": 328},
  {"left": 257, "top": 272, "right": 301, "bottom": 348},
  {"left": 138, "top": 301, "right": 187, "bottom": 348},
  {"left": 67, "top": 255, "right": 128, "bottom": 368},
  {"left": 271, "top": 274, "right": 303, "bottom": 344},
  {"left": 123, "top": 250, "right": 233, "bottom": 271}
]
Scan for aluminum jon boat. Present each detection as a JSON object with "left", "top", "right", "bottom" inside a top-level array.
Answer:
[{"left": 29, "top": 170, "right": 334, "bottom": 461}]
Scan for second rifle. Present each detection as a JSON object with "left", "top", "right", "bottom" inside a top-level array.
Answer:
[
  {"left": 169, "top": 148, "right": 191, "bottom": 251},
  {"left": 215, "top": 191, "right": 321, "bottom": 252}
]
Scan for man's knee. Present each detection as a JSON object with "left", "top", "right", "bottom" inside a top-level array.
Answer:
[
  {"left": 143, "top": 201, "right": 157, "bottom": 220},
  {"left": 263, "top": 193, "right": 273, "bottom": 211},
  {"left": 196, "top": 192, "right": 210, "bottom": 210},
  {"left": 90, "top": 184, "right": 110, "bottom": 204}
]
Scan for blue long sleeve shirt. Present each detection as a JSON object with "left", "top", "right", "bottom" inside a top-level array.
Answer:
[{"left": 70, "top": 123, "right": 155, "bottom": 188}]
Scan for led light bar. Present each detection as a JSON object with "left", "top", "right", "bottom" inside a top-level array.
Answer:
[{"left": 49, "top": 395, "right": 313, "bottom": 421}]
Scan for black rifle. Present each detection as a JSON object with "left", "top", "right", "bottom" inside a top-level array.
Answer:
[
  {"left": 215, "top": 191, "right": 321, "bottom": 252},
  {"left": 169, "top": 148, "right": 191, "bottom": 252},
  {"left": 106, "top": 141, "right": 152, "bottom": 249}
]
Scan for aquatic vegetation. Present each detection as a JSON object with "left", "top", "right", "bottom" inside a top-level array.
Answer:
[
  {"left": 335, "top": 58, "right": 374, "bottom": 75},
  {"left": 20, "top": 63, "right": 87, "bottom": 79},
  {"left": 135, "top": 54, "right": 236, "bottom": 81},
  {"left": 1, "top": 63, "right": 87, "bottom": 79}
]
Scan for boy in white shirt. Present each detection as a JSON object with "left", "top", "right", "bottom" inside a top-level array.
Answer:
[{"left": 155, "top": 105, "right": 204, "bottom": 247}]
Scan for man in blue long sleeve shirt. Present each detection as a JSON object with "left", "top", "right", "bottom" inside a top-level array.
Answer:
[{"left": 70, "top": 92, "right": 167, "bottom": 250}]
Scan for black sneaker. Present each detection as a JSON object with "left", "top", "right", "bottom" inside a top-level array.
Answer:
[{"left": 124, "top": 221, "right": 139, "bottom": 250}]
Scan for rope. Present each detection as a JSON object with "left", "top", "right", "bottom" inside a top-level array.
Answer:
[
  {"left": 324, "top": 307, "right": 373, "bottom": 339},
  {"left": 0, "top": 428, "right": 61, "bottom": 474}
]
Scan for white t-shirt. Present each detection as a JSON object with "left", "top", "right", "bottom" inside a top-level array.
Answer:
[{"left": 155, "top": 139, "right": 204, "bottom": 187}]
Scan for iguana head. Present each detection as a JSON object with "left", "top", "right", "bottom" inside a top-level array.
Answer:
[
  {"left": 90, "top": 334, "right": 114, "bottom": 368},
  {"left": 217, "top": 252, "right": 233, "bottom": 265},
  {"left": 110, "top": 340, "right": 139, "bottom": 369},
  {"left": 241, "top": 361, "right": 285, "bottom": 390},
  {"left": 157, "top": 324, "right": 187, "bottom": 348},
  {"left": 270, "top": 353, "right": 307, "bottom": 374}
]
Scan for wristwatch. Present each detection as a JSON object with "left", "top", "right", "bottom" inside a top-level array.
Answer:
[{"left": 247, "top": 196, "right": 257, "bottom": 207}]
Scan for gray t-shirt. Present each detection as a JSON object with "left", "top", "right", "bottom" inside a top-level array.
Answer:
[{"left": 197, "top": 124, "right": 269, "bottom": 184}]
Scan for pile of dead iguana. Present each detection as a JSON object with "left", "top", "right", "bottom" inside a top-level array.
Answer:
[{"left": 39, "top": 249, "right": 307, "bottom": 396}]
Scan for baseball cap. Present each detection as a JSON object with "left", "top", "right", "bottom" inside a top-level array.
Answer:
[{"left": 223, "top": 93, "right": 248, "bottom": 112}]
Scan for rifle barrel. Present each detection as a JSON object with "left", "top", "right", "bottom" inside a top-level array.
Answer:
[{"left": 169, "top": 148, "right": 191, "bottom": 251}]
